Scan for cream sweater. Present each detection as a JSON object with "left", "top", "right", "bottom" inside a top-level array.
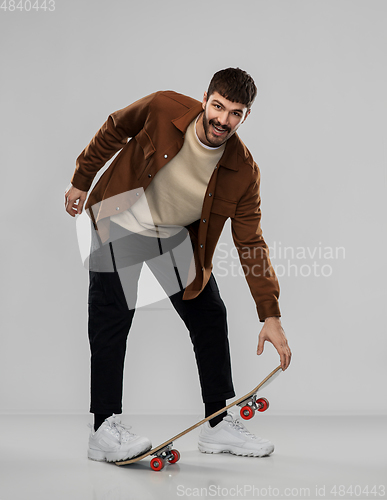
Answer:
[{"left": 110, "top": 118, "right": 225, "bottom": 238}]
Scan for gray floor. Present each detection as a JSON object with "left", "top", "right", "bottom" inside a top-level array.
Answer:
[{"left": 0, "top": 414, "right": 385, "bottom": 500}]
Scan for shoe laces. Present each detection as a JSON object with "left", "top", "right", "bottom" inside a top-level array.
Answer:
[
  {"left": 89, "top": 415, "right": 137, "bottom": 443},
  {"left": 224, "top": 414, "right": 260, "bottom": 440},
  {"left": 108, "top": 416, "right": 136, "bottom": 443}
]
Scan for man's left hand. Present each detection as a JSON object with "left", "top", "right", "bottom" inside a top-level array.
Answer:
[{"left": 257, "top": 317, "right": 291, "bottom": 370}]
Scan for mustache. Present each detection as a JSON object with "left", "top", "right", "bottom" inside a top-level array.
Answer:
[{"left": 209, "top": 120, "right": 230, "bottom": 133}]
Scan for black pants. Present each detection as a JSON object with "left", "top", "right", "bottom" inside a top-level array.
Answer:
[{"left": 87, "top": 223, "right": 235, "bottom": 414}]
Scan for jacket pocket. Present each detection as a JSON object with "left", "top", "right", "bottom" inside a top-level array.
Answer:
[
  {"left": 210, "top": 197, "right": 237, "bottom": 218},
  {"left": 135, "top": 128, "right": 156, "bottom": 160}
]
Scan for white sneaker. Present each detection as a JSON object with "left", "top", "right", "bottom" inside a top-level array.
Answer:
[
  {"left": 198, "top": 413, "right": 274, "bottom": 457},
  {"left": 88, "top": 415, "right": 152, "bottom": 462}
]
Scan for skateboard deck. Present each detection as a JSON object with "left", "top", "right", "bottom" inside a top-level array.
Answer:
[{"left": 115, "top": 365, "right": 282, "bottom": 470}]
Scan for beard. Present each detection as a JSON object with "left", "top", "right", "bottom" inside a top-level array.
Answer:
[{"left": 202, "top": 110, "right": 231, "bottom": 147}]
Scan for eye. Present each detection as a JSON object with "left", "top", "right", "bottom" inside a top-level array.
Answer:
[{"left": 213, "top": 104, "right": 221, "bottom": 109}]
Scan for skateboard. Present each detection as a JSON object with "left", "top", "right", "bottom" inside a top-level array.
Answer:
[{"left": 115, "top": 365, "right": 282, "bottom": 471}]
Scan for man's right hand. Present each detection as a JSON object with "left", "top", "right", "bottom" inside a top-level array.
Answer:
[{"left": 64, "top": 184, "right": 87, "bottom": 217}]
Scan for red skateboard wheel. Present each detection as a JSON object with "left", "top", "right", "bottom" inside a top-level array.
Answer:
[
  {"left": 168, "top": 449, "right": 180, "bottom": 464},
  {"left": 240, "top": 405, "right": 255, "bottom": 420},
  {"left": 150, "top": 457, "right": 165, "bottom": 471},
  {"left": 256, "top": 397, "right": 269, "bottom": 412}
]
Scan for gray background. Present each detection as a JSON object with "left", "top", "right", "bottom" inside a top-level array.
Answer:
[{"left": 0, "top": 0, "right": 386, "bottom": 416}]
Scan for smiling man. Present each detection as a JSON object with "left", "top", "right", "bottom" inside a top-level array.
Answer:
[
  {"left": 198, "top": 92, "right": 249, "bottom": 146},
  {"left": 65, "top": 68, "right": 291, "bottom": 464}
]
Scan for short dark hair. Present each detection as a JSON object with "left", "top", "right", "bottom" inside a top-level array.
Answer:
[{"left": 207, "top": 68, "right": 257, "bottom": 109}]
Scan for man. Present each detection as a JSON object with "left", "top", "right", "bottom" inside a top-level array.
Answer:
[{"left": 65, "top": 68, "right": 291, "bottom": 463}]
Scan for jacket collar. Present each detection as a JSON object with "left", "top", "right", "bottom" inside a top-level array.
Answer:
[
  {"left": 172, "top": 102, "right": 202, "bottom": 133},
  {"left": 172, "top": 104, "right": 239, "bottom": 171}
]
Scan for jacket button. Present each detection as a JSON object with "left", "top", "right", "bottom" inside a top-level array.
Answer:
[
  {"left": 136, "top": 192, "right": 139, "bottom": 196},
  {"left": 200, "top": 244, "right": 203, "bottom": 248},
  {"left": 201, "top": 267, "right": 204, "bottom": 271},
  {"left": 148, "top": 174, "right": 152, "bottom": 178},
  {"left": 164, "top": 154, "right": 168, "bottom": 159},
  {"left": 209, "top": 193, "right": 212, "bottom": 197},
  {"left": 202, "top": 219, "right": 206, "bottom": 223},
  {"left": 116, "top": 207, "right": 119, "bottom": 211}
]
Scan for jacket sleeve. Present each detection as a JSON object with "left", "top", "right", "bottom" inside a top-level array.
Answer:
[
  {"left": 231, "top": 163, "right": 281, "bottom": 322},
  {"left": 71, "top": 92, "right": 158, "bottom": 192}
]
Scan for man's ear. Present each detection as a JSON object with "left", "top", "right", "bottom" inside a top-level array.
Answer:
[
  {"left": 202, "top": 91, "right": 208, "bottom": 110},
  {"left": 242, "top": 108, "right": 251, "bottom": 123}
]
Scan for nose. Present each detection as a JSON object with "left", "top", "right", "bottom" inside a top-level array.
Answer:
[{"left": 217, "top": 111, "right": 229, "bottom": 127}]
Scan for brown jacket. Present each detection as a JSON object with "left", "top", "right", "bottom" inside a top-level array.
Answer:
[{"left": 71, "top": 91, "right": 280, "bottom": 321}]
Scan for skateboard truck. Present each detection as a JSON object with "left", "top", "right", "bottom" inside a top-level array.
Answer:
[
  {"left": 149, "top": 443, "right": 180, "bottom": 471},
  {"left": 237, "top": 395, "right": 269, "bottom": 420}
]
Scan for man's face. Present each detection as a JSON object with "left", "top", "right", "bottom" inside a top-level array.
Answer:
[{"left": 198, "top": 91, "right": 251, "bottom": 147}]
